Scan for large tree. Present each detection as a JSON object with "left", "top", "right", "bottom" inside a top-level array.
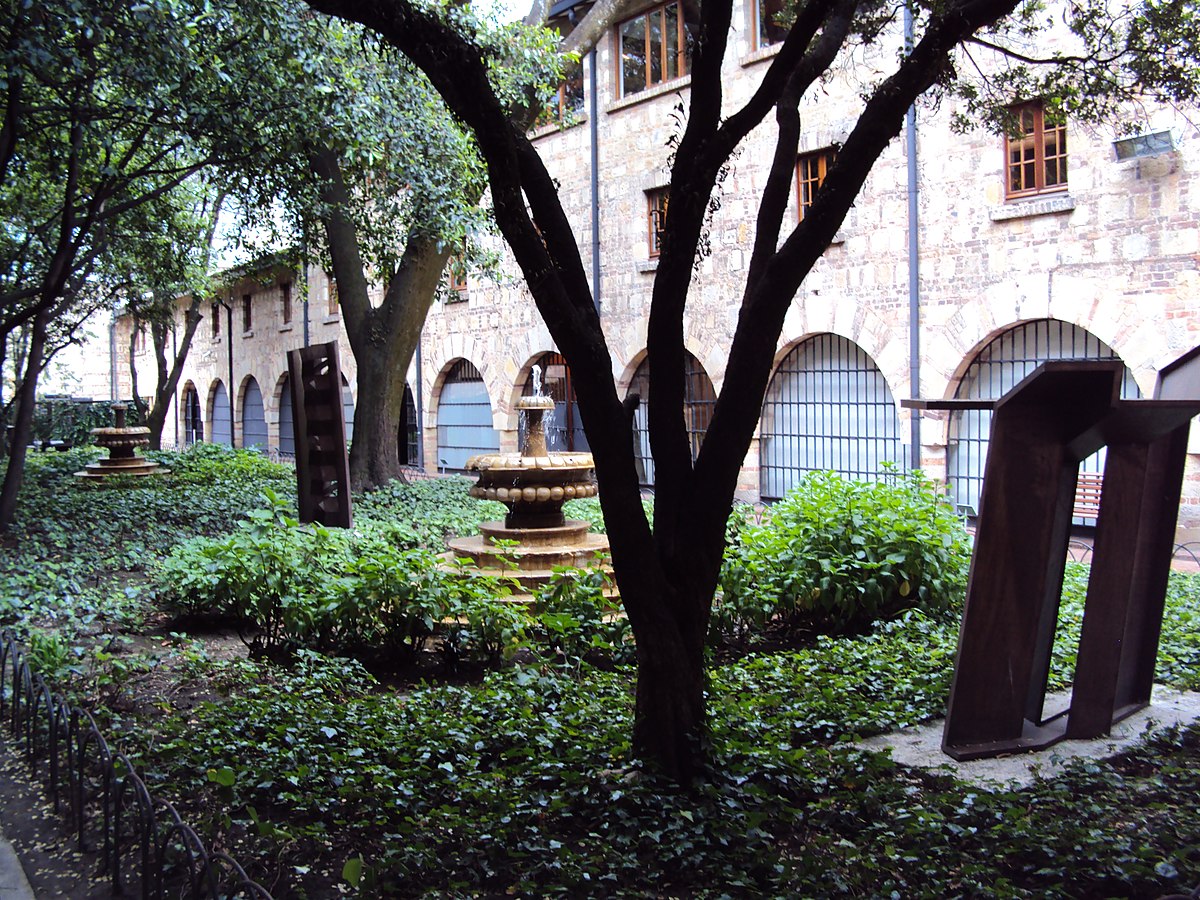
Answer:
[
  {"left": 306, "top": 0, "right": 1200, "bottom": 778},
  {"left": 0, "top": 0, "right": 307, "bottom": 529},
  {"left": 124, "top": 181, "right": 227, "bottom": 449},
  {"left": 234, "top": 6, "right": 574, "bottom": 490}
]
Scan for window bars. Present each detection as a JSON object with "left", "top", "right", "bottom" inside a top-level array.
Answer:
[
  {"left": 758, "top": 333, "right": 901, "bottom": 500},
  {"left": 946, "top": 319, "right": 1140, "bottom": 521}
]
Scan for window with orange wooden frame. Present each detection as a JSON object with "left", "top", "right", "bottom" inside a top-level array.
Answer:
[
  {"left": 796, "top": 148, "right": 836, "bottom": 220},
  {"left": 616, "top": 0, "right": 699, "bottom": 97},
  {"left": 1005, "top": 101, "right": 1067, "bottom": 199},
  {"left": 647, "top": 187, "right": 669, "bottom": 258}
]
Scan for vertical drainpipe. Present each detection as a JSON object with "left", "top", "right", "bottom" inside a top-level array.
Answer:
[
  {"left": 905, "top": 4, "right": 922, "bottom": 471},
  {"left": 415, "top": 332, "right": 425, "bottom": 470},
  {"left": 224, "top": 300, "right": 235, "bottom": 447},
  {"left": 589, "top": 47, "right": 601, "bottom": 314},
  {"left": 108, "top": 315, "right": 118, "bottom": 402},
  {"left": 302, "top": 256, "right": 311, "bottom": 348}
]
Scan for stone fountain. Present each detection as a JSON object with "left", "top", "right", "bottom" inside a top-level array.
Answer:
[
  {"left": 75, "top": 403, "right": 169, "bottom": 480},
  {"left": 446, "top": 368, "right": 612, "bottom": 602}
]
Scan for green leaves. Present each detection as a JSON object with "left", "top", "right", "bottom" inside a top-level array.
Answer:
[{"left": 715, "top": 469, "right": 972, "bottom": 643}]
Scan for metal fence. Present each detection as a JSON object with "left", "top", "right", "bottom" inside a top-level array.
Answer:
[
  {"left": 947, "top": 319, "right": 1140, "bottom": 521},
  {"left": 0, "top": 629, "right": 272, "bottom": 899},
  {"left": 758, "top": 334, "right": 902, "bottom": 500}
]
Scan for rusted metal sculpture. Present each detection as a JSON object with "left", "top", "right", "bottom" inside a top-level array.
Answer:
[
  {"left": 287, "top": 342, "right": 352, "bottom": 528},
  {"left": 905, "top": 348, "right": 1200, "bottom": 760}
]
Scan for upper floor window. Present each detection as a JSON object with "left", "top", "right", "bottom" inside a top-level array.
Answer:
[
  {"left": 647, "top": 187, "right": 670, "bottom": 258},
  {"left": 211, "top": 302, "right": 220, "bottom": 337},
  {"left": 242, "top": 293, "right": 252, "bottom": 333},
  {"left": 327, "top": 274, "right": 339, "bottom": 315},
  {"left": 447, "top": 258, "right": 468, "bottom": 298},
  {"left": 754, "top": 0, "right": 790, "bottom": 49},
  {"left": 797, "top": 148, "right": 836, "bottom": 220},
  {"left": 539, "top": 62, "right": 585, "bottom": 125},
  {"left": 618, "top": 0, "right": 700, "bottom": 97},
  {"left": 1006, "top": 101, "right": 1067, "bottom": 200},
  {"left": 281, "top": 282, "right": 292, "bottom": 325}
]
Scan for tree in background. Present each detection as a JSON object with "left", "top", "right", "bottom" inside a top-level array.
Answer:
[
  {"left": 124, "top": 181, "right": 226, "bottom": 450},
  {"left": 0, "top": 0, "right": 302, "bottom": 529},
  {"left": 303, "top": 0, "right": 1200, "bottom": 778}
]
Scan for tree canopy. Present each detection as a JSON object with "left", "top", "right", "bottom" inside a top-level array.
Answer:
[{"left": 302, "top": 0, "right": 1200, "bottom": 778}]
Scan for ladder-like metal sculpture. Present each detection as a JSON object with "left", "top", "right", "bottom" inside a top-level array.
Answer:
[
  {"left": 287, "top": 341, "right": 353, "bottom": 528},
  {"left": 905, "top": 348, "right": 1200, "bottom": 760}
]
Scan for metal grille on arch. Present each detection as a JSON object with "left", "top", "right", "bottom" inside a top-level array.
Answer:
[{"left": 906, "top": 347, "right": 1200, "bottom": 761}]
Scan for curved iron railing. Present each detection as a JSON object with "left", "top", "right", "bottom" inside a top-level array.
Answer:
[{"left": 0, "top": 628, "right": 273, "bottom": 899}]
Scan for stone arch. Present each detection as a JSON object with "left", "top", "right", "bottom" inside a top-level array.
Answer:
[
  {"left": 758, "top": 333, "right": 903, "bottom": 499},
  {"left": 425, "top": 336, "right": 509, "bottom": 431},
  {"left": 273, "top": 372, "right": 295, "bottom": 458},
  {"left": 944, "top": 318, "right": 1141, "bottom": 520},
  {"left": 238, "top": 375, "right": 268, "bottom": 451},
  {"left": 622, "top": 348, "right": 718, "bottom": 487},
  {"left": 180, "top": 381, "right": 202, "bottom": 446},
  {"left": 433, "top": 357, "right": 501, "bottom": 472},
  {"left": 207, "top": 379, "right": 231, "bottom": 446}
]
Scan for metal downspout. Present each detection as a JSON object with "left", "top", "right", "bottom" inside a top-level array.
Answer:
[
  {"left": 109, "top": 315, "right": 118, "bottom": 402},
  {"left": 225, "top": 301, "right": 235, "bottom": 447},
  {"left": 589, "top": 48, "right": 601, "bottom": 313},
  {"left": 905, "top": 5, "right": 921, "bottom": 470},
  {"left": 415, "top": 332, "right": 425, "bottom": 470}
]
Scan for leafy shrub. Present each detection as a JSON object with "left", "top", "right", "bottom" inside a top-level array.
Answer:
[
  {"left": 355, "top": 476, "right": 503, "bottom": 547},
  {"left": 151, "top": 441, "right": 293, "bottom": 485},
  {"left": 532, "top": 564, "right": 632, "bottom": 667},
  {"left": 715, "top": 468, "right": 971, "bottom": 639},
  {"left": 155, "top": 491, "right": 535, "bottom": 665}
]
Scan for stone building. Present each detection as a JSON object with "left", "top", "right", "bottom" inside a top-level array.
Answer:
[{"left": 88, "top": 0, "right": 1200, "bottom": 536}]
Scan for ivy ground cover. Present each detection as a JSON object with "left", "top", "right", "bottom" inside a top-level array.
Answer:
[{"left": 1, "top": 447, "right": 1199, "bottom": 897}]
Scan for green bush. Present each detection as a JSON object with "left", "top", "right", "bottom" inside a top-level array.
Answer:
[
  {"left": 355, "top": 476, "right": 503, "bottom": 547},
  {"left": 532, "top": 564, "right": 632, "bottom": 667},
  {"left": 715, "top": 468, "right": 971, "bottom": 639}
]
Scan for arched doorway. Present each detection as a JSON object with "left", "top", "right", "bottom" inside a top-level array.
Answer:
[
  {"left": 522, "top": 352, "right": 588, "bottom": 452},
  {"left": 759, "top": 334, "right": 901, "bottom": 499},
  {"left": 436, "top": 359, "right": 499, "bottom": 471},
  {"left": 209, "top": 381, "right": 231, "bottom": 446},
  {"left": 625, "top": 351, "right": 717, "bottom": 487},
  {"left": 278, "top": 374, "right": 295, "bottom": 459},
  {"left": 947, "top": 318, "right": 1140, "bottom": 520},
  {"left": 181, "top": 384, "right": 202, "bottom": 446},
  {"left": 398, "top": 384, "right": 419, "bottom": 466},
  {"left": 241, "top": 377, "right": 267, "bottom": 451}
]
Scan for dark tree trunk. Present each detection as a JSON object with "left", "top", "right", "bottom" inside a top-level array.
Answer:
[
  {"left": 0, "top": 310, "right": 49, "bottom": 531},
  {"left": 303, "top": 0, "right": 1022, "bottom": 780},
  {"left": 309, "top": 145, "right": 448, "bottom": 491},
  {"left": 137, "top": 300, "right": 203, "bottom": 450}
]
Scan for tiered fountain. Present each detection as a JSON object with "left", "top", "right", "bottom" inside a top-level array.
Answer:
[
  {"left": 446, "top": 368, "right": 612, "bottom": 603},
  {"left": 75, "top": 403, "right": 169, "bottom": 480}
]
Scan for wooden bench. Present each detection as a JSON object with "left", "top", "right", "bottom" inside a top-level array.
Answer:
[{"left": 1074, "top": 472, "right": 1104, "bottom": 521}]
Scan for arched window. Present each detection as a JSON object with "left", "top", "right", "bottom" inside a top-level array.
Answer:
[
  {"left": 277, "top": 375, "right": 295, "bottom": 458},
  {"left": 342, "top": 376, "right": 355, "bottom": 443},
  {"left": 948, "top": 319, "right": 1140, "bottom": 519},
  {"left": 209, "top": 381, "right": 231, "bottom": 446},
  {"left": 759, "top": 334, "right": 901, "bottom": 499},
  {"left": 626, "top": 351, "right": 716, "bottom": 487},
  {"left": 241, "top": 377, "right": 267, "bottom": 451},
  {"left": 398, "top": 384, "right": 419, "bottom": 465},
  {"left": 182, "top": 385, "right": 202, "bottom": 446},
  {"left": 437, "top": 359, "right": 500, "bottom": 471},
  {"left": 521, "top": 352, "right": 588, "bottom": 452}
]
